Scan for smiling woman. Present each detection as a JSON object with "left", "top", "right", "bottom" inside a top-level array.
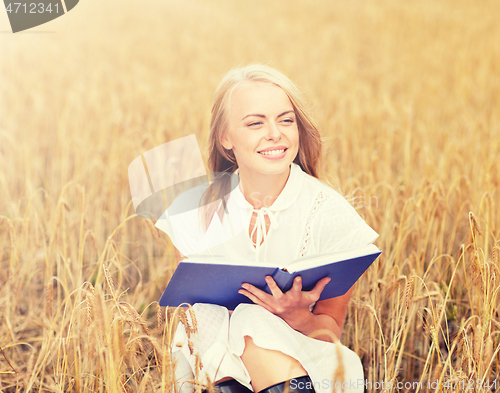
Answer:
[{"left": 155, "top": 64, "right": 379, "bottom": 393}]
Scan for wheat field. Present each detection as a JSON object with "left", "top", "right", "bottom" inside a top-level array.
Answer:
[{"left": 1, "top": 0, "right": 499, "bottom": 391}]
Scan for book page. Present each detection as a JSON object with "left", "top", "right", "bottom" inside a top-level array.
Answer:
[
  {"left": 183, "top": 244, "right": 380, "bottom": 272},
  {"left": 286, "top": 244, "right": 381, "bottom": 272},
  {"left": 184, "top": 255, "right": 265, "bottom": 267}
]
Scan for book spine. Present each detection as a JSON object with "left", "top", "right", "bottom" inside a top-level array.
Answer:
[{"left": 271, "top": 269, "right": 294, "bottom": 292}]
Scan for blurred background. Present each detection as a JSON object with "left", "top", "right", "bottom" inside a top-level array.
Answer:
[{"left": 1, "top": 0, "right": 499, "bottom": 391}]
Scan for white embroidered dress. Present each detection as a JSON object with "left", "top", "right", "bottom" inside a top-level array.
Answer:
[{"left": 155, "top": 163, "right": 379, "bottom": 393}]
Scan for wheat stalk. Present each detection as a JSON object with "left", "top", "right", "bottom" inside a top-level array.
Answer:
[
  {"left": 404, "top": 275, "right": 414, "bottom": 309},
  {"left": 103, "top": 263, "right": 117, "bottom": 300},
  {"left": 473, "top": 323, "right": 483, "bottom": 365},
  {"left": 157, "top": 302, "right": 165, "bottom": 333},
  {"left": 45, "top": 278, "right": 54, "bottom": 320}
]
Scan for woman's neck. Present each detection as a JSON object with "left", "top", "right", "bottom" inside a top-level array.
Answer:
[{"left": 238, "top": 165, "right": 291, "bottom": 210}]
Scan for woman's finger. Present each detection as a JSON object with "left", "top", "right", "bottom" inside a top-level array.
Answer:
[
  {"left": 238, "top": 289, "right": 274, "bottom": 312},
  {"left": 241, "top": 283, "right": 275, "bottom": 303},
  {"left": 310, "top": 276, "right": 332, "bottom": 298},
  {"left": 292, "top": 276, "right": 302, "bottom": 292},
  {"left": 265, "top": 276, "right": 284, "bottom": 299},
  {"left": 238, "top": 288, "right": 261, "bottom": 304}
]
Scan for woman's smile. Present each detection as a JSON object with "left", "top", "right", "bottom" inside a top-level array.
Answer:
[{"left": 258, "top": 146, "right": 288, "bottom": 159}]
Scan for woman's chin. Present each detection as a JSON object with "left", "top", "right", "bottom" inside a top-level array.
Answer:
[
  {"left": 254, "top": 162, "right": 292, "bottom": 176},
  {"left": 236, "top": 154, "right": 295, "bottom": 177}
]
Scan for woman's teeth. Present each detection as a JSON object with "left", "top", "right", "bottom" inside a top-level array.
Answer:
[{"left": 259, "top": 149, "right": 286, "bottom": 156}]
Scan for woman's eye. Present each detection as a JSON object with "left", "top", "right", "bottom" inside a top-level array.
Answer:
[
  {"left": 248, "top": 122, "right": 262, "bottom": 127},
  {"left": 282, "top": 118, "right": 294, "bottom": 124}
]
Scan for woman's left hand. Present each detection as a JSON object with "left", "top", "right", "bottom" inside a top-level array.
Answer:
[{"left": 238, "top": 275, "right": 331, "bottom": 328}]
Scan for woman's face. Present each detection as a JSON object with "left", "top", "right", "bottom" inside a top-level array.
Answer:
[{"left": 221, "top": 81, "right": 299, "bottom": 177}]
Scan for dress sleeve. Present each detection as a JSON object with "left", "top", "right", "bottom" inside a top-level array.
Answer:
[
  {"left": 311, "top": 191, "right": 379, "bottom": 254},
  {"left": 154, "top": 183, "right": 225, "bottom": 256},
  {"left": 155, "top": 194, "right": 234, "bottom": 257},
  {"left": 155, "top": 208, "right": 205, "bottom": 256}
]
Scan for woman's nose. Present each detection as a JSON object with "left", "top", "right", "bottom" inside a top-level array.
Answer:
[{"left": 265, "top": 122, "right": 281, "bottom": 140}]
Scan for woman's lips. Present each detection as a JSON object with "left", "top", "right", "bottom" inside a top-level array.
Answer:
[{"left": 258, "top": 148, "right": 287, "bottom": 160}]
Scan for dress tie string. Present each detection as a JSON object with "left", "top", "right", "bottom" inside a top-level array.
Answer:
[{"left": 249, "top": 207, "right": 278, "bottom": 263}]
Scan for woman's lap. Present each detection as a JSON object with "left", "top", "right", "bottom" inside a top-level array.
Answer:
[{"left": 173, "top": 303, "right": 364, "bottom": 393}]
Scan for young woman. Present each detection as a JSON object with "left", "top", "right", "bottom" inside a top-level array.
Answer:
[{"left": 155, "top": 64, "right": 379, "bottom": 393}]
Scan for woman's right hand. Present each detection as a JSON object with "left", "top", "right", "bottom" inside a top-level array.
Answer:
[{"left": 238, "top": 275, "right": 331, "bottom": 328}]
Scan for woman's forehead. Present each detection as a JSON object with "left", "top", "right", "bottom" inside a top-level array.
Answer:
[{"left": 228, "top": 81, "right": 293, "bottom": 117}]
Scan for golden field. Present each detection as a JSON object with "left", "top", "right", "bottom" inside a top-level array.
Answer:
[{"left": 0, "top": 0, "right": 499, "bottom": 391}]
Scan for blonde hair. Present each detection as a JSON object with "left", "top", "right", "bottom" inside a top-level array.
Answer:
[{"left": 200, "top": 64, "right": 323, "bottom": 230}]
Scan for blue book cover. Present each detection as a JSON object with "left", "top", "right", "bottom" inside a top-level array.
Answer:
[{"left": 159, "top": 244, "right": 382, "bottom": 310}]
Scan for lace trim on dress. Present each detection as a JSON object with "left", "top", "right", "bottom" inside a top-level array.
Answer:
[{"left": 297, "top": 190, "right": 329, "bottom": 258}]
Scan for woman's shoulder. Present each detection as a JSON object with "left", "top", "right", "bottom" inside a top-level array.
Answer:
[
  {"left": 295, "top": 165, "right": 350, "bottom": 204},
  {"left": 298, "top": 173, "right": 361, "bottom": 229},
  {"left": 297, "top": 171, "right": 379, "bottom": 253}
]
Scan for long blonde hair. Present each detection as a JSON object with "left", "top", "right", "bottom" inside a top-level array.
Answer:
[{"left": 200, "top": 64, "right": 323, "bottom": 230}]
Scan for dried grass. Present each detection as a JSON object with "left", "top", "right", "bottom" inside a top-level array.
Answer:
[{"left": 1, "top": 0, "right": 499, "bottom": 391}]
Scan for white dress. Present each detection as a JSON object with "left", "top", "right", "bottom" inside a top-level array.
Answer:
[{"left": 155, "top": 163, "right": 379, "bottom": 393}]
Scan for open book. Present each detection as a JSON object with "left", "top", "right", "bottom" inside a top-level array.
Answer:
[{"left": 159, "top": 244, "right": 382, "bottom": 309}]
